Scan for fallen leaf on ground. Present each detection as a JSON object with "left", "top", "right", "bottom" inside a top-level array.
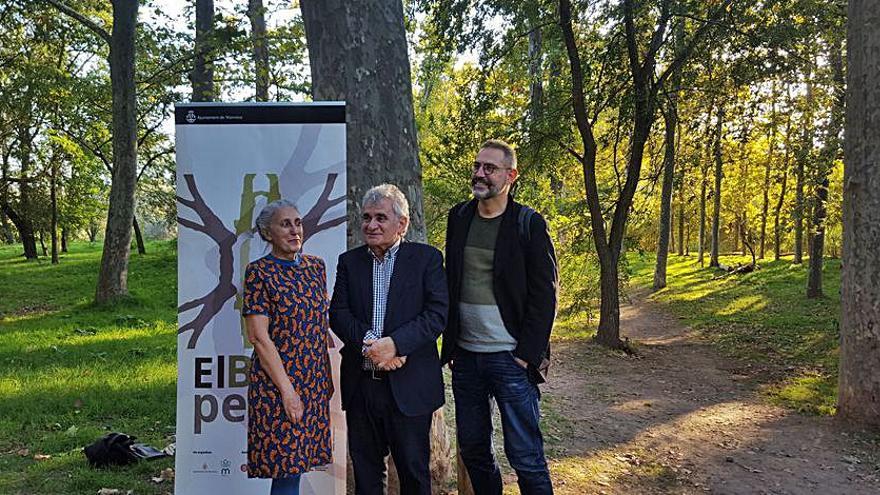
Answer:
[{"left": 33, "top": 454, "right": 51, "bottom": 461}]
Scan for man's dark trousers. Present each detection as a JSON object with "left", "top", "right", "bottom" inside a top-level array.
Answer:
[
  {"left": 452, "top": 349, "right": 553, "bottom": 495},
  {"left": 346, "top": 374, "right": 432, "bottom": 495}
]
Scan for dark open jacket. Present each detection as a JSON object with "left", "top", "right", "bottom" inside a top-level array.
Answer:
[
  {"left": 441, "top": 198, "right": 558, "bottom": 383},
  {"left": 329, "top": 242, "right": 448, "bottom": 417}
]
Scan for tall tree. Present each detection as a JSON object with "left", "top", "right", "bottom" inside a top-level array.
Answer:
[
  {"left": 773, "top": 101, "right": 792, "bottom": 261},
  {"left": 301, "top": 0, "right": 426, "bottom": 245},
  {"left": 759, "top": 83, "right": 777, "bottom": 259},
  {"left": 709, "top": 105, "right": 724, "bottom": 267},
  {"left": 838, "top": 0, "right": 880, "bottom": 427},
  {"left": 192, "top": 0, "right": 215, "bottom": 102},
  {"left": 47, "top": 0, "right": 140, "bottom": 302},
  {"left": 793, "top": 66, "right": 813, "bottom": 264},
  {"left": 561, "top": 0, "right": 734, "bottom": 348},
  {"left": 247, "top": 0, "right": 269, "bottom": 101},
  {"left": 652, "top": 98, "right": 677, "bottom": 290},
  {"left": 300, "top": 0, "right": 451, "bottom": 490},
  {"left": 807, "top": 35, "right": 845, "bottom": 298}
]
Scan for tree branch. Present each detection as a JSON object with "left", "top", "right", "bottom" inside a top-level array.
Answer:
[{"left": 44, "top": 0, "right": 111, "bottom": 45}]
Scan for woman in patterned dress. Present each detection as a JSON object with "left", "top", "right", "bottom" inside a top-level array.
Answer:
[{"left": 241, "top": 199, "right": 334, "bottom": 495}]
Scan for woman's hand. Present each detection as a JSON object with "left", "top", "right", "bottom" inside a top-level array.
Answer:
[{"left": 282, "top": 390, "right": 304, "bottom": 423}]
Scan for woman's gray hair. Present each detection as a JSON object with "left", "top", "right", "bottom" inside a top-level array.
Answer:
[
  {"left": 362, "top": 183, "right": 410, "bottom": 219},
  {"left": 255, "top": 199, "right": 299, "bottom": 242}
]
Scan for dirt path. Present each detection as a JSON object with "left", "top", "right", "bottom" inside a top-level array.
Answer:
[{"left": 531, "top": 294, "right": 880, "bottom": 494}]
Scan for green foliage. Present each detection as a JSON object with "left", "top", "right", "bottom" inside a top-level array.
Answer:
[
  {"left": 629, "top": 254, "right": 840, "bottom": 415},
  {"left": 0, "top": 241, "right": 176, "bottom": 494}
]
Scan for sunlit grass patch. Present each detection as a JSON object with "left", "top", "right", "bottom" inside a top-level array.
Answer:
[
  {"left": 765, "top": 371, "right": 837, "bottom": 416},
  {"left": 629, "top": 253, "right": 841, "bottom": 416},
  {"left": 0, "top": 240, "right": 177, "bottom": 494}
]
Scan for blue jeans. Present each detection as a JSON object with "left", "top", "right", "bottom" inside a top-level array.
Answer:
[
  {"left": 270, "top": 474, "right": 301, "bottom": 495},
  {"left": 452, "top": 349, "right": 553, "bottom": 495}
]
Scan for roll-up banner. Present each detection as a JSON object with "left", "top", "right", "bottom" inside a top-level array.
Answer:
[{"left": 174, "top": 102, "right": 347, "bottom": 494}]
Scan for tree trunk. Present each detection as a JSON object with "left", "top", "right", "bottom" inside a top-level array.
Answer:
[
  {"left": 710, "top": 107, "right": 724, "bottom": 267},
  {"left": 596, "top": 256, "right": 622, "bottom": 347},
  {"left": 88, "top": 222, "right": 98, "bottom": 243},
  {"left": 527, "top": 6, "right": 544, "bottom": 181},
  {"left": 806, "top": 176, "right": 828, "bottom": 298},
  {"left": 95, "top": 0, "right": 139, "bottom": 303},
  {"left": 13, "top": 125, "right": 38, "bottom": 259},
  {"left": 677, "top": 170, "right": 685, "bottom": 256},
  {"left": 838, "top": 0, "right": 880, "bottom": 426},
  {"left": 300, "top": 1, "right": 449, "bottom": 489},
  {"left": 774, "top": 107, "right": 793, "bottom": 261},
  {"left": 39, "top": 230, "right": 48, "bottom": 257},
  {"left": 133, "top": 214, "right": 146, "bottom": 255},
  {"left": 61, "top": 227, "right": 69, "bottom": 253},
  {"left": 653, "top": 104, "right": 677, "bottom": 290},
  {"left": 808, "top": 40, "right": 844, "bottom": 298},
  {"left": 301, "top": 0, "right": 426, "bottom": 246},
  {"left": 794, "top": 72, "right": 813, "bottom": 264},
  {"left": 247, "top": 0, "right": 269, "bottom": 101},
  {"left": 699, "top": 166, "right": 707, "bottom": 266},
  {"left": 51, "top": 158, "right": 59, "bottom": 264},
  {"left": 760, "top": 89, "right": 777, "bottom": 259},
  {"left": 0, "top": 149, "right": 11, "bottom": 243},
  {"left": 192, "top": 0, "right": 215, "bottom": 101}
]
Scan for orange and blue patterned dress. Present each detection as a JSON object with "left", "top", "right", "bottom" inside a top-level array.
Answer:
[{"left": 242, "top": 253, "right": 333, "bottom": 478}]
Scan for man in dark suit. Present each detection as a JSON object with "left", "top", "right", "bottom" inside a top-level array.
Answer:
[
  {"left": 329, "top": 183, "right": 448, "bottom": 495},
  {"left": 442, "top": 139, "right": 558, "bottom": 494}
]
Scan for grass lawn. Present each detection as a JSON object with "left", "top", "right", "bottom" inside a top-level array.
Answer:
[
  {"left": 629, "top": 252, "right": 840, "bottom": 415},
  {"left": 0, "top": 240, "right": 177, "bottom": 495}
]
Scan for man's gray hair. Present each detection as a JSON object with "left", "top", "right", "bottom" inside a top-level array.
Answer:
[
  {"left": 255, "top": 199, "right": 299, "bottom": 242},
  {"left": 362, "top": 183, "right": 410, "bottom": 223}
]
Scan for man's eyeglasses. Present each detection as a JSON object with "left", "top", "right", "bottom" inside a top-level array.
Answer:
[{"left": 472, "top": 161, "right": 510, "bottom": 175}]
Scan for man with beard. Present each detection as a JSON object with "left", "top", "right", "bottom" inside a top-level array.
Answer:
[{"left": 441, "top": 139, "right": 558, "bottom": 494}]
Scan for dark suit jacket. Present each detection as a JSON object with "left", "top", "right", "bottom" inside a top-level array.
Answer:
[
  {"left": 329, "top": 242, "right": 448, "bottom": 417},
  {"left": 441, "top": 198, "right": 558, "bottom": 383}
]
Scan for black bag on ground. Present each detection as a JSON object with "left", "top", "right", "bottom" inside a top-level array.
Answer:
[{"left": 84, "top": 432, "right": 141, "bottom": 468}]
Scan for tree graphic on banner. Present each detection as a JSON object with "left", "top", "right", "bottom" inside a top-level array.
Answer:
[{"left": 177, "top": 171, "right": 344, "bottom": 349}]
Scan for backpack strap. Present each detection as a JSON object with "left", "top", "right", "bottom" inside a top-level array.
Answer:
[{"left": 517, "top": 206, "right": 536, "bottom": 243}]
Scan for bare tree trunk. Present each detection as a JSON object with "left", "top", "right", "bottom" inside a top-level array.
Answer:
[
  {"left": 774, "top": 104, "right": 793, "bottom": 260},
  {"left": 838, "top": 0, "right": 880, "bottom": 426},
  {"left": 301, "top": 0, "right": 426, "bottom": 245},
  {"left": 51, "top": 157, "right": 59, "bottom": 264},
  {"left": 677, "top": 168, "right": 685, "bottom": 256},
  {"left": 88, "top": 222, "right": 99, "bottom": 243},
  {"left": 133, "top": 215, "right": 146, "bottom": 255},
  {"left": 699, "top": 162, "right": 708, "bottom": 266},
  {"left": 39, "top": 230, "right": 48, "bottom": 257},
  {"left": 794, "top": 71, "right": 813, "bottom": 264},
  {"left": 247, "top": 0, "right": 269, "bottom": 101},
  {"left": 710, "top": 107, "right": 724, "bottom": 267},
  {"left": 95, "top": 0, "right": 139, "bottom": 303},
  {"left": 301, "top": 1, "right": 449, "bottom": 489},
  {"left": 760, "top": 87, "right": 777, "bottom": 259},
  {"left": 653, "top": 102, "right": 677, "bottom": 290},
  {"left": 596, "top": 255, "right": 622, "bottom": 347},
  {"left": 806, "top": 177, "right": 828, "bottom": 297},
  {"left": 192, "top": 0, "right": 215, "bottom": 101},
  {"left": 807, "top": 40, "right": 844, "bottom": 298},
  {"left": 61, "top": 227, "right": 69, "bottom": 253},
  {"left": 13, "top": 125, "right": 38, "bottom": 259}
]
